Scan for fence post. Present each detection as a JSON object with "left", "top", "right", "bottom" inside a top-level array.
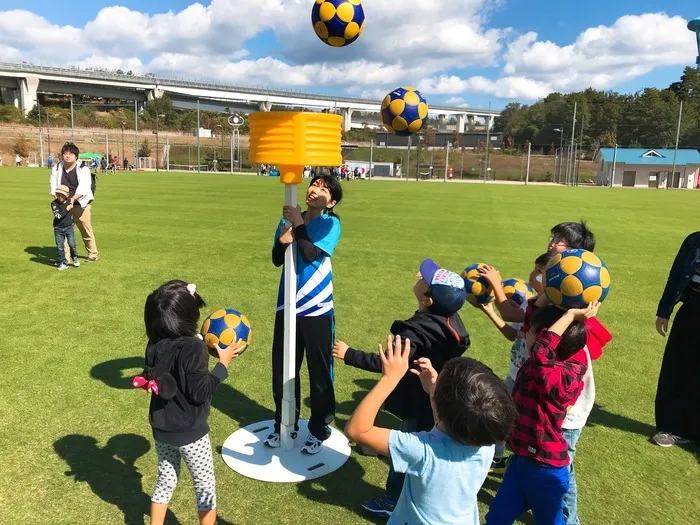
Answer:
[{"left": 525, "top": 142, "right": 531, "bottom": 185}]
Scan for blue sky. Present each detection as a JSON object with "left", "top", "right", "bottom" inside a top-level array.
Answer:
[{"left": 0, "top": 0, "right": 698, "bottom": 109}]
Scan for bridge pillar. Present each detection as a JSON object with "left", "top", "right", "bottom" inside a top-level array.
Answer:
[
  {"left": 341, "top": 108, "right": 353, "bottom": 131},
  {"left": 486, "top": 115, "right": 494, "bottom": 130},
  {"left": 147, "top": 88, "right": 164, "bottom": 101},
  {"left": 259, "top": 101, "right": 273, "bottom": 112},
  {"left": 18, "top": 76, "right": 39, "bottom": 115},
  {"left": 456, "top": 114, "right": 466, "bottom": 133},
  {"left": 466, "top": 115, "right": 475, "bottom": 131},
  {"left": 1, "top": 87, "right": 18, "bottom": 108}
]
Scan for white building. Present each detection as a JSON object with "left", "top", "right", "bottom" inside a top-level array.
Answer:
[{"left": 597, "top": 148, "right": 700, "bottom": 188}]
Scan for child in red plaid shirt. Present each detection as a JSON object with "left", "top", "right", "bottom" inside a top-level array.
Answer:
[{"left": 485, "top": 301, "right": 600, "bottom": 525}]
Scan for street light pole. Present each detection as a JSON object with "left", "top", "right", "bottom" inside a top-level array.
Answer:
[
  {"left": 155, "top": 113, "right": 165, "bottom": 171},
  {"left": 121, "top": 122, "right": 126, "bottom": 167},
  {"left": 554, "top": 128, "right": 564, "bottom": 183}
]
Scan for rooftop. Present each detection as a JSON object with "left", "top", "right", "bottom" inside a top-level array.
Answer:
[{"left": 599, "top": 148, "right": 700, "bottom": 166}]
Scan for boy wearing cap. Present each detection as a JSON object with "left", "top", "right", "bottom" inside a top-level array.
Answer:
[
  {"left": 333, "top": 259, "right": 470, "bottom": 517},
  {"left": 51, "top": 185, "right": 79, "bottom": 271}
]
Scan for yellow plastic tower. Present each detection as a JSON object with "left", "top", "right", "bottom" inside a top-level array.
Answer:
[{"left": 248, "top": 112, "right": 343, "bottom": 185}]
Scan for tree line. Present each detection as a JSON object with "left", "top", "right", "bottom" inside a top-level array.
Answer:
[{"left": 493, "top": 67, "right": 700, "bottom": 156}]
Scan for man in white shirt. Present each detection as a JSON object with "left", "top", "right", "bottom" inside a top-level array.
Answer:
[{"left": 49, "top": 143, "right": 99, "bottom": 262}]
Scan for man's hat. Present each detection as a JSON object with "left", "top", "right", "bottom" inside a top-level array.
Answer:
[{"left": 419, "top": 259, "right": 467, "bottom": 314}]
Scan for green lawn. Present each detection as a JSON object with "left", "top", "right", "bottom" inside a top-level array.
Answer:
[{"left": 1, "top": 168, "right": 698, "bottom": 524}]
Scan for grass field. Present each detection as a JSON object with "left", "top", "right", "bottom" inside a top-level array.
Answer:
[{"left": 1, "top": 167, "right": 699, "bottom": 525}]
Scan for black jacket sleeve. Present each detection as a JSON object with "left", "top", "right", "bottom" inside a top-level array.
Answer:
[
  {"left": 343, "top": 326, "right": 422, "bottom": 373},
  {"left": 272, "top": 240, "right": 286, "bottom": 267},
  {"left": 180, "top": 343, "right": 228, "bottom": 405},
  {"left": 295, "top": 224, "right": 323, "bottom": 262},
  {"left": 657, "top": 233, "right": 693, "bottom": 318}
]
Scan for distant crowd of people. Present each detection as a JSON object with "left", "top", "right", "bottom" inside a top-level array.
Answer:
[{"left": 258, "top": 164, "right": 369, "bottom": 180}]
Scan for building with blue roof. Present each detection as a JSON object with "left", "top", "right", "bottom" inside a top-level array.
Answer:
[{"left": 597, "top": 148, "right": 700, "bottom": 188}]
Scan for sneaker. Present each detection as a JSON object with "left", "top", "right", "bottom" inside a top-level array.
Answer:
[
  {"left": 651, "top": 432, "right": 689, "bottom": 447},
  {"left": 264, "top": 432, "right": 281, "bottom": 448},
  {"left": 72, "top": 257, "right": 80, "bottom": 267},
  {"left": 490, "top": 456, "right": 509, "bottom": 473},
  {"left": 86, "top": 256, "right": 98, "bottom": 263},
  {"left": 57, "top": 263, "right": 69, "bottom": 271},
  {"left": 301, "top": 433, "right": 324, "bottom": 455},
  {"left": 361, "top": 496, "right": 397, "bottom": 517}
]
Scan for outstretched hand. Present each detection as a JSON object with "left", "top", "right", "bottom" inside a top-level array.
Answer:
[
  {"left": 215, "top": 340, "right": 248, "bottom": 367},
  {"left": 568, "top": 301, "right": 601, "bottom": 321},
  {"left": 478, "top": 264, "right": 501, "bottom": 285},
  {"left": 379, "top": 335, "right": 410, "bottom": 382},
  {"left": 409, "top": 357, "right": 438, "bottom": 394},
  {"left": 332, "top": 341, "right": 349, "bottom": 359}
]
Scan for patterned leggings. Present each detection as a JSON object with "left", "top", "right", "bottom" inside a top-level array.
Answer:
[{"left": 152, "top": 434, "right": 216, "bottom": 511}]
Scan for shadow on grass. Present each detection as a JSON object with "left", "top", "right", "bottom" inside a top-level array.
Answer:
[
  {"left": 25, "top": 245, "right": 58, "bottom": 266},
  {"left": 587, "top": 403, "right": 656, "bottom": 438},
  {"left": 53, "top": 433, "right": 180, "bottom": 524},
  {"left": 296, "top": 454, "right": 387, "bottom": 524},
  {"left": 90, "top": 357, "right": 274, "bottom": 428}
]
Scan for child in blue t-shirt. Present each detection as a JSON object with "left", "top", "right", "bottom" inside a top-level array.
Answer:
[
  {"left": 265, "top": 174, "right": 343, "bottom": 455},
  {"left": 346, "top": 335, "right": 517, "bottom": 525}
]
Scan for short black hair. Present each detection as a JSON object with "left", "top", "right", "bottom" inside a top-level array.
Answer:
[
  {"left": 310, "top": 174, "right": 343, "bottom": 216},
  {"left": 144, "top": 280, "right": 206, "bottom": 344},
  {"left": 535, "top": 252, "right": 555, "bottom": 268},
  {"left": 61, "top": 142, "right": 80, "bottom": 157},
  {"left": 551, "top": 221, "right": 596, "bottom": 252},
  {"left": 433, "top": 357, "right": 517, "bottom": 446},
  {"left": 529, "top": 306, "right": 587, "bottom": 360}
]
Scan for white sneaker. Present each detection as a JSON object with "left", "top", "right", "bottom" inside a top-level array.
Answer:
[
  {"left": 72, "top": 257, "right": 80, "bottom": 267},
  {"left": 301, "top": 433, "right": 324, "bottom": 455},
  {"left": 57, "top": 263, "right": 69, "bottom": 271},
  {"left": 264, "top": 432, "right": 281, "bottom": 448}
]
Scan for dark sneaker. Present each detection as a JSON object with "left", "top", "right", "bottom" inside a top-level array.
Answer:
[
  {"left": 652, "top": 432, "right": 689, "bottom": 447},
  {"left": 490, "top": 456, "right": 509, "bottom": 473},
  {"left": 361, "top": 496, "right": 397, "bottom": 517},
  {"left": 301, "top": 433, "right": 323, "bottom": 455},
  {"left": 264, "top": 432, "right": 281, "bottom": 448}
]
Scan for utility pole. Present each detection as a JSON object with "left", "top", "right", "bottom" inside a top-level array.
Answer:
[
  {"left": 484, "top": 102, "right": 492, "bottom": 182},
  {"left": 567, "top": 102, "right": 577, "bottom": 185},
  {"left": 525, "top": 141, "right": 531, "bottom": 185},
  {"left": 576, "top": 119, "right": 584, "bottom": 186},
  {"left": 670, "top": 99, "right": 683, "bottom": 190},
  {"left": 197, "top": 100, "right": 201, "bottom": 173},
  {"left": 70, "top": 97, "right": 75, "bottom": 143}
]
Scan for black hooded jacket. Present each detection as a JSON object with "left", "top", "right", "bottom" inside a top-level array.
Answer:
[
  {"left": 142, "top": 337, "right": 228, "bottom": 446},
  {"left": 657, "top": 231, "right": 700, "bottom": 319},
  {"left": 343, "top": 311, "right": 470, "bottom": 429}
]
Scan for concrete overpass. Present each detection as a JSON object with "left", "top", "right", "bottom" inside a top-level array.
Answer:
[{"left": 0, "top": 62, "right": 500, "bottom": 132}]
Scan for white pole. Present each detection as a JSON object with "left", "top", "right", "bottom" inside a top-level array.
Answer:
[
  {"left": 444, "top": 140, "right": 449, "bottom": 182},
  {"left": 611, "top": 143, "right": 618, "bottom": 187},
  {"left": 39, "top": 131, "right": 44, "bottom": 168},
  {"left": 525, "top": 141, "right": 531, "bottom": 185},
  {"left": 281, "top": 183, "right": 298, "bottom": 450},
  {"left": 230, "top": 131, "right": 234, "bottom": 174},
  {"left": 369, "top": 138, "right": 373, "bottom": 180},
  {"left": 568, "top": 102, "right": 578, "bottom": 185},
  {"left": 670, "top": 99, "right": 683, "bottom": 190},
  {"left": 166, "top": 135, "right": 170, "bottom": 171}
]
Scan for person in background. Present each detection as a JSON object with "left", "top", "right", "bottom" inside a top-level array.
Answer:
[{"left": 47, "top": 154, "right": 54, "bottom": 170}]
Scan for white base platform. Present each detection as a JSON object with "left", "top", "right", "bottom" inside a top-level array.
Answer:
[{"left": 221, "top": 419, "right": 351, "bottom": 482}]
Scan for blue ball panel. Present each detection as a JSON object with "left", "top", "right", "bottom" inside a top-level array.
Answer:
[{"left": 207, "top": 316, "right": 228, "bottom": 337}]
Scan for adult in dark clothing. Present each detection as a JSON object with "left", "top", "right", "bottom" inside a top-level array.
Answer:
[
  {"left": 333, "top": 259, "right": 470, "bottom": 517},
  {"left": 652, "top": 231, "right": 700, "bottom": 447}
]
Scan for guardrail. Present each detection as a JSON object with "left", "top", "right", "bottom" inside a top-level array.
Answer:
[{"left": 0, "top": 61, "right": 500, "bottom": 115}]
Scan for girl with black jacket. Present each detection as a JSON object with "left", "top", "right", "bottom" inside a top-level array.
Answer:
[{"left": 134, "top": 280, "right": 245, "bottom": 525}]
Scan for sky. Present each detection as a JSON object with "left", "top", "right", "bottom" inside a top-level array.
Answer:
[{"left": 0, "top": 0, "right": 698, "bottom": 110}]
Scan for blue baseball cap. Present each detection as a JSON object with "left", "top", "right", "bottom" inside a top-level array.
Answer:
[{"left": 419, "top": 259, "right": 467, "bottom": 314}]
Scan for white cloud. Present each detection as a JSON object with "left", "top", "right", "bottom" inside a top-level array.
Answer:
[
  {"left": 0, "top": 5, "right": 695, "bottom": 104},
  {"left": 503, "top": 13, "right": 697, "bottom": 91}
]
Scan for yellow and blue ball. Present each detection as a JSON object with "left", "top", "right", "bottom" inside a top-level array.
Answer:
[
  {"left": 311, "top": 0, "right": 365, "bottom": 47},
  {"left": 201, "top": 308, "right": 252, "bottom": 355},
  {"left": 544, "top": 249, "right": 611, "bottom": 309},
  {"left": 502, "top": 278, "right": 537, "bottom": 305},
  {"left": 381, "top": 87, "right": 429, "bottom": 136},
  {"left": 462, "top": 263, "right": 494, "bottom": 307}
]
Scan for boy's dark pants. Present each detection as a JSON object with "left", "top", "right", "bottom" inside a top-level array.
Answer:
[
  {"left": 54, "top": 225, "right": 77, "bottom": 265},
  {"left": 271, "top": 312, "right": 335, "bottom": 440}
]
